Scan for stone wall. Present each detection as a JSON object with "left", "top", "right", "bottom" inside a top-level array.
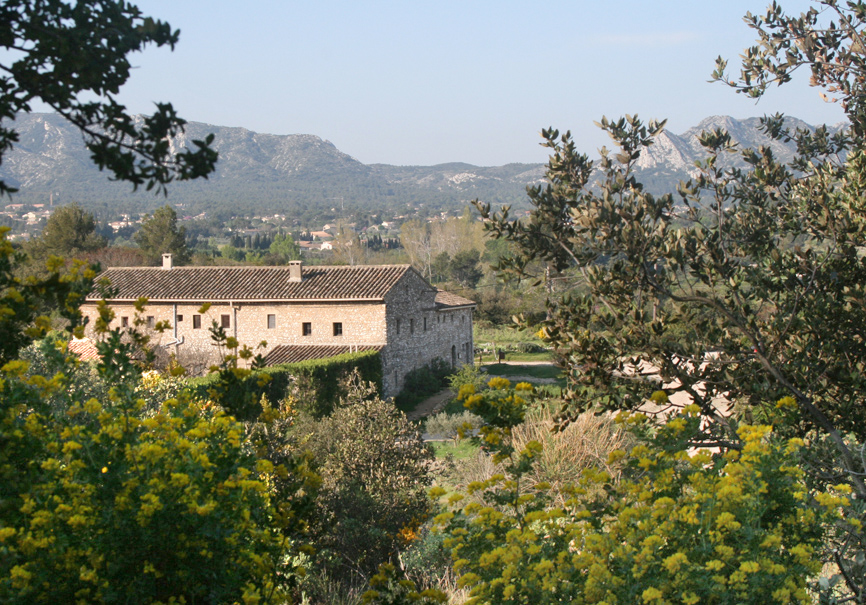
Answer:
[{"left": 381, "top": 271, "right": 474, "bottom": 396}]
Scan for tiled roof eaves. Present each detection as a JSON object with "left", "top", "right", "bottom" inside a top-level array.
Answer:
[
  {"left": 86, "top": 296, "right": 386, "bottom": 303},
  {"left": 434, "top": 289, "right": 477, "bottom": 308},
  {"left": 436, "top": 302, "right": 476, "bottom": 309},
  {"left": 86, "top": 264, "right": 413, "bottom": 302}
]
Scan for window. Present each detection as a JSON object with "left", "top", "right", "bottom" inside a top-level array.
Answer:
[
  {"left": 333, "top": 322, "right": 343, "bottom": 336},
  {"left": 146, "top": 316, "right": 155, "bottom": 329},
  {"left": 121, "top": 316, "right": 128, "bottom": 328},
  {"left": 410, "top": 318, "right": 414, "bottom": 334},
  {"left": 176, "top": 314, "right": 183, "bottom": 323},
  {"left": 396, "top": 319, "right": 400, "bottom": 335},
  {"left": 267, "top": 314, "right": 276, "bottom": 329},
  {"left": 302, "top": 322, "right": 312, "bottom": 336},
  {"left": 221, "top": 314, "right": 230, "bottom": 329},
  {"left": 423, "top": 317, "right": 427, "bottom": 331},
  {"left": 193, "top": 315, "right": 201, "bottom": 329}
]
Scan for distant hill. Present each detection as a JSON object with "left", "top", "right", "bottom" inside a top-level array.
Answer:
[
  {"left": 0, "top": 113, "right": 846, "bottom": 220},
  {"left": 0, "top": 114, "right": 544, "bottom": 221}
]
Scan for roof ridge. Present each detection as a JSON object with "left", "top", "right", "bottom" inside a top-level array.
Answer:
[
  {"left": 100, "top": 263, "right": 413, "bottom": 270},
  {"left": 90, "top": 264, "right": 419, "bottom": 302}
]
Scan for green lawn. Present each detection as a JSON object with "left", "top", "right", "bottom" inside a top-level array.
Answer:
[
  {"left": 474, "top": 324, "right": 552, "bottom": 362},
  {"left": 475, "top": 350, "right": 553, "bottom": 363},
  {"left": 482, "top": 363, "right": 563, "bottom": 380},
  {"left": 430, "top": 439, "right": 481, "bottom": 460}
]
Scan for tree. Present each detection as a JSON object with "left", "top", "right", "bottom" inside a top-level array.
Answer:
[
  {"left": 0, "top": 230, "right": 93, "bottom": 365},
  {"left": 477, "top": 1, "right": 866, "bottom": 597},
  {"left": 135, "top": 205, "right": 189, "bottom": 265},
  {"left": 332, "top": 222, "right": 366, "bottom": 266},
  {"left": 400, "top": 214, "right": 485, "bottom": 281},
  {"left": 268, "top": 232, "right": 301, "bottom": 263},
  {"left": 0, "top": 0, "right": 217, "bottom": 197},
  {"left": 430, "top": 251, "right": 451, "bottom": 283},
  {"left": 400, "top": 220, "right": 435, "bottom": 279},
  {"left": 449, "top": 249, "right": 483, "bottom": 289},
  {"left": 35, "top": 203, "right": 106, "bottom": 256}
]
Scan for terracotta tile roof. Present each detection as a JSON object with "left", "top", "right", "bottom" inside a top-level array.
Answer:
[
  {"left": 88, "top": 265, "right": 414, "bottom": 302},
  {"left": 264, "top": 344, "right": 383, "bottom": 366},
  {"left": 435, "top": 289, "right": 476, "bottom": 308},
  {"left": 68, "top": 338, "right": 100, "bottom": 361}
]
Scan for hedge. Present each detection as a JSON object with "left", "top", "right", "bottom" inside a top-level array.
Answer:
[{"left": 187, "top": 349, "right": 383, "bottom": 418}]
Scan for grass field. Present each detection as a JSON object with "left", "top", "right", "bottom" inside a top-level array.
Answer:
[
  {"left": 476, "top": 350, "right": 553, "bottom": 363},
  {"left": 430, "top": 439, "right": 481, "bottom": 460},
  {"left": 482, "top": 363, "right": 563, "bottom": 380},
  {"left": 474, "top": 324, "right": 538, "bottom": 345}
]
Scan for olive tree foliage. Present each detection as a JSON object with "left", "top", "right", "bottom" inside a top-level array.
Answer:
[
  {"left": 476, "top": 1, "right": 866, "bottom": 598},
  {"left": 0, "top": 0, "right": 217, "bottom": 197}
]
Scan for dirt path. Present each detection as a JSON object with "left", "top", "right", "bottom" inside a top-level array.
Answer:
[{"left": 406, "top": 388, "right": 455, "bottom": 422}]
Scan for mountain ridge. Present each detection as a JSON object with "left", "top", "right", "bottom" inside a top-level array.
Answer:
[{"left": 0, "top": 113, "right": 846, "bottom": 220}]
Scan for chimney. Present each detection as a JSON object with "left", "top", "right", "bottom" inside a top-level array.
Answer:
[
  {"left": 288, "top": 260, "right": 302, "bottom": 282},
  {"left": 162, "top": 253, "right": 173, "bottom": 270}
]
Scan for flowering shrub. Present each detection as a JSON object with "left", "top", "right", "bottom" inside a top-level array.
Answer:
[
  {"left": 1, "top": 379, "right": 288, "bottom": 602},
  {"left": 433, "top": 382, "right": 847, "bottom": 604}
]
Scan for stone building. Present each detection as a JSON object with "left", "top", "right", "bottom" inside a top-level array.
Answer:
[{"left": 81, "top": 255, "right": 475, "bottom": 397}]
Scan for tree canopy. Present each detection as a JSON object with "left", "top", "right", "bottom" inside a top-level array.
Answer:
[
  {"left": 473, "top": 0, "right": 866, "bottom": 598},
  {"left": 134, "top": 205, "right": 189, "bottom": 265},
  {"left": 34, "top": 203, "right": 106, "bottom": 257},
  {"left": 268, "top": 233, "right": 301, "bottom": 263}
]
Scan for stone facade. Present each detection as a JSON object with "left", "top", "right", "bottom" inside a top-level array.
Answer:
[
  {"left": 80, "top": 259, "right": 474, "bottom": 398},
  {"left": 381, "top": 270, "right": 473, "bottom": 395}
]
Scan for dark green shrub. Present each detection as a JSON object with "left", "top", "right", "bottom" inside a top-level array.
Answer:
[
  {"left": 515, "top": 341, "right": 546, "bottom": 353},
  {"left": 187, "top": 349, "right": 382, "bottom": 418},
  {"left": 393, "top": 358, "right": 451, "bottom": 412},
  {"left": 294, "top": 374, "right": 433, "bottom": 592}
]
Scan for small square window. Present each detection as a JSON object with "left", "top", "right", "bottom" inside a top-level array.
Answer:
[
  {"left": 221, "top": 314, "right": 230, "bottom": 329},
  {"left": 193, "top": 315, "right": 201, "bottom": 329},
  {"left": 121, "top": 316, "right": 128, "bottom": 328},
  {"left": 302, "top": 322, "right": 312, "bottom": 336},
  {"left": 333, "top": 322, "right": 343, "bottom": 336},
  {"left": 176, "top": 314, "right": 183, "bottom": 323},
  {"left": 268, "top": 314, "right": 276, "bottom": 329},
  {"left": 146, "top": 316, "right": 155, "bottom": 329}
]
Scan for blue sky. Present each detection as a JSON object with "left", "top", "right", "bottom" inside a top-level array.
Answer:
[{"left": 108, "top": 0, "right": 844, "bottom": 166}]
